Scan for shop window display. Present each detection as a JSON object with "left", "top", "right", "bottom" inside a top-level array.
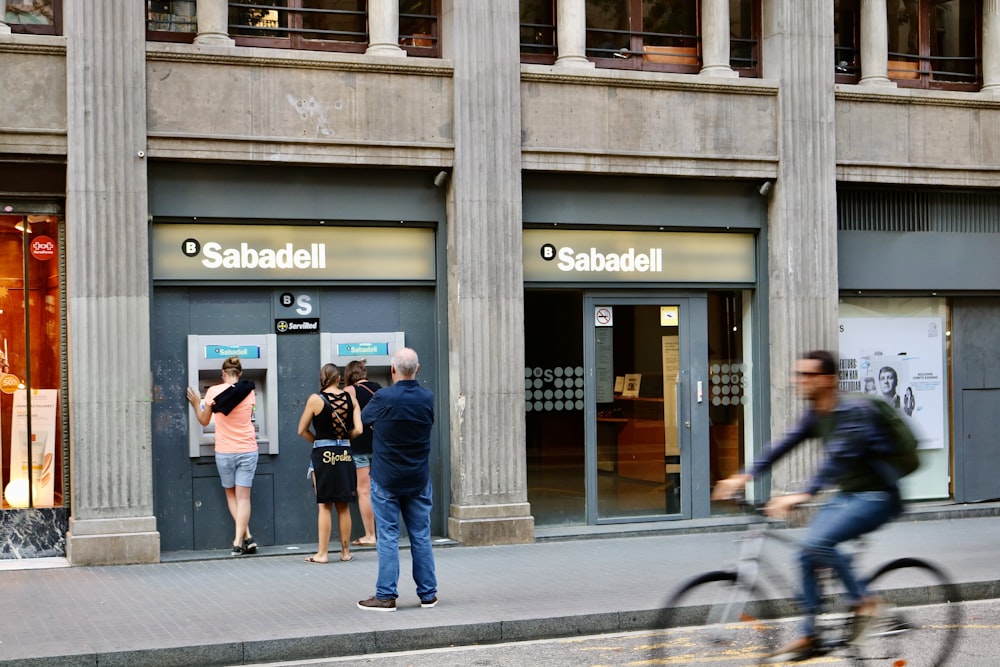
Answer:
[{"left": 0, "top": 212, "right": 64, "bottom": 510}]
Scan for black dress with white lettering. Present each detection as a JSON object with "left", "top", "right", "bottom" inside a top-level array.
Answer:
[{"left": 310, "top": 391, "right": 357, "bottom": 504}]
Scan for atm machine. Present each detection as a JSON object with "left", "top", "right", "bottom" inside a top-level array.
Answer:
[
  {"left": 187, "top": 334, "right": 280, "bottom": 457},
  {"left": 320, "top": 331, "right": 405, "bottom": 388}
]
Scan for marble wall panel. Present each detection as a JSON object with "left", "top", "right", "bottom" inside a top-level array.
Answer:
[{"left": 0, "top": 508, "right": 68, "bottom": 559}]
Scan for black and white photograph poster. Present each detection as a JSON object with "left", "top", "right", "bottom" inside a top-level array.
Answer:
[{"left": 839, "top": 317, "right": 945, "bottom": 451}]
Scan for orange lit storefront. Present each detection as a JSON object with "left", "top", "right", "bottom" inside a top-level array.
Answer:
[{"left": 0, "top": 169, "right": 67, "bottom": 557}]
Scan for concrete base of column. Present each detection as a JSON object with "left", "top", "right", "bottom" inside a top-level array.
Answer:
[
  {"left": 194, "top": 33, "right": 235, "bottom": 47},
  {"left": 448, "top": 503, "right": 534, "bottom": 545},
  {"left": 982, "top": 84, "right": 1000, "bottom": 94},
  {"left": 699, "top": 65, "right": 738, "bottom": 78},
  {"left": 554, "top": 55, "right": 595, "bottom": 69},
  {"left": 365, "top": 43, "right": 406, "bottom": 57},
  {"left": 66, "top": 516, "right": 160, "bottom": 566},
  {"left": 0, "top": 25, "right": 10, "bottom": 35},
  {"left": 859, "top": 76, "right": 896, "bottom": 87}
]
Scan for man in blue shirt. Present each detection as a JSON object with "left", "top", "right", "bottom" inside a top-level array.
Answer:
[
  {"left": 714, "top": 350, "right": 904, "bottom": 662},
  {"left": 357, "top": 347, "right": 438, "bottom": 611}
]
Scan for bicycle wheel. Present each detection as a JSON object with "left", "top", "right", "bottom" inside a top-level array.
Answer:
[
  {"left": 852, "top": 557, "right": 962, "bottom": 667},
  {"left": 650, "top": 569, "right": 798, "bottom": 665}
]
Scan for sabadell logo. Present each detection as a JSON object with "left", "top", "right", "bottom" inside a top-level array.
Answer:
[
  {"left": 540, "top": 243, "right": 663, "bottom": 272},
  {"left": 182, "top": 238, "right": 326, "bottom": 270}
]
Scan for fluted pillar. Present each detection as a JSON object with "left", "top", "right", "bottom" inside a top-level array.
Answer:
[
  {"left": 554, "top": 0, "right": 593, "bottom": 68},
  {"left": 984, "top": 0, "right": 1000, "bottom": 93},
  {"left": 366, "top": 0, "right": 405, "bottom": 57},
  {"left": 759, "top": 1, "right": 839, "bottom": 495},
  {"left": 442, "top": 0, "right": 534, "bottom": 544},
  {"left": 63, "top": 4, "right": 159, "bottom": 564},
  {"left": 194, "top": 0, "right": 234, "bottom": 46},
  {"left": 859, "top": 0, "right": 894, "bottom": 86},
  {"left": 700, "top": 0, "right": 737, "bottom": 77}
]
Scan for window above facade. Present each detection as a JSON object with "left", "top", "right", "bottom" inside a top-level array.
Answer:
[
  {"left": 146, "top": 1, "right": 439, "bottom": 57},
  {"left": 888, "top": 0, "right": 981, "bottom": 90},
  {"left": 586, "top": 0, "right": 701, "bottom": 72},
  {"left": 519, "top": 1, "right": 760, "bottom": 77},
  {"left": 4, "top": 0, "right": 61, "bottom": 35},
  {"left": 147, "top": 0, "right": 197, "bottom": 42},
  {"left": 835, "top": 0, "right": 861, "bottom": 82},
  {"left": 228, "top": 0, "right": 369, "bottom": 52}
]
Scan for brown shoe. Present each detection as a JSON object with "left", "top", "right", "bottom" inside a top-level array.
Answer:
[
  {"left": 763, "top": 636, "right": 816, "bottom": 663},
  {"left": 850, "top": 596, "right": 883, "bottom": 643},
  {"left": 357, "top": 596, "right": 396, "bottom": 612}
]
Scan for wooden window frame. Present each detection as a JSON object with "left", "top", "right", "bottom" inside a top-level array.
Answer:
[
  {"left": 520, "top": 0, "right": 557, "bottom": 65},
  {"left": 398, "top": 0, "right": 440, "bottom": 58},
  {"left": 146, "top": 0, "right": 198, "bottom": 43},
  {"left": 834, "top": 0, "right": 862, "bottom": 83},
  {"left": 888, "top": 0, "right": 981, "bottom": 91},
  {"left": 228, "top": 1, "right": 368, "bottom": 54},
  {"left": 586, "top": 0, "right": 702, "bottom": 74},
  {"left": 5, "top": 0, "right": 62, "bottom": 35},
  {"left": 520, "top": 1, "right": 760, "bottom": 76},
  {"left": 729, "top": 0, "right": 761, "bottom": 78}
]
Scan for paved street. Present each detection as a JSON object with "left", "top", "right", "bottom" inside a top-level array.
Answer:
[{"left": 1, "top": 505, "right": 998, "bottom": 666}]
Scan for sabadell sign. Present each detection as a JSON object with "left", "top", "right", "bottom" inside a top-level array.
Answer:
[
  {"left": 522, "top": 229, "right": 756, "bottom": 283},
  {"left": 152, "top": 224, "right": 435, "bottom": 281}
]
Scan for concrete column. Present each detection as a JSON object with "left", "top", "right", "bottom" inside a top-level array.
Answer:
[
  {"left": 0, "top": 17, "right": 9, "bottom": 34},
  {"left": 554, "top": 0, "right": 593, "bottom": 68},
  {"left": 859, "top": 0, "right": 894, "bottom": 86},
  {"left": 366, "top": 0, "right": 405, "bottom": 57},
  {"left": 194, "top": 0, "right": 234, "bottom": 47},
  {"left": 984, "top": 0, "right": 1000, "bottom": 93},
  {"left": 63, "top": 3, "right": 160, "bottom": 565},
  {"left": 442, "top": 0, "right": 534, "bottom": 545},
  {"left": 759, "top": 1, "right": 839, "bottom": 496},
  {"left": 700, "top": 0, "right": 737, "bottom": 77}
]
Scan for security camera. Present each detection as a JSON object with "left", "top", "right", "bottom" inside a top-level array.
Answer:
[
  {"left": 758, "top": 181, "right": 773, "bottom": 197},
  {"left": 433, "top": 170, "right": 449, "bottom": 188}
]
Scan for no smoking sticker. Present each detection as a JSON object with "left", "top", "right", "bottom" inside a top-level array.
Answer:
[{"left": 595, "top": 307, "right": 613, "bottom": 327}]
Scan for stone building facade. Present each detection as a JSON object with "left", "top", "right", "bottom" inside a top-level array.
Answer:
[{"left": 1, "top": 1, "right": 998, "bottom": 564}]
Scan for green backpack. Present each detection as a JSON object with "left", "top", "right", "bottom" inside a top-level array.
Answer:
[{"left": 854, "top": 394, "right": 921, "bottom": 482}]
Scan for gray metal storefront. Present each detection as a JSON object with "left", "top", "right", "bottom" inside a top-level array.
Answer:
[
  {"left": 148, "top": 163, "right": 448, "bottom": 552},
  {"left": 521, "top": 174, "right": 770, "bottom": 525},
  {"left": 838, "top": 186, "right": 1000, "bottom": 503}
]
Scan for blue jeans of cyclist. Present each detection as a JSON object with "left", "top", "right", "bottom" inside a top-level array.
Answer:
[
  {"left": 371, "top": 478, "right": 437, "bottom": 602},
  {"left": 798, "top": 490, "right": 899, "bottom": 637}
]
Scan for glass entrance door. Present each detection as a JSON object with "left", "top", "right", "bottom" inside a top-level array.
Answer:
[{"left": 586, "top": 296, "right": 707, "bottom": 521}]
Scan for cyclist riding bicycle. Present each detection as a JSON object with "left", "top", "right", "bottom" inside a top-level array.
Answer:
[{"left": 713, "top": 349, "right": 906, "bottom": 663}]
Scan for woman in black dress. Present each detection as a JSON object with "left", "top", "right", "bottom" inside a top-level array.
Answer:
[{"left": 297, "top": 363, "right": 361, "bottom": 563}]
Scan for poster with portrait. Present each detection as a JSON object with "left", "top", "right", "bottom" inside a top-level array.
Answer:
[
  {"left": 8, "top": 389, "right": 58, "bottom": 507},
  {"left": 838, "top": 317, "right": 945, "bottom": 450}
]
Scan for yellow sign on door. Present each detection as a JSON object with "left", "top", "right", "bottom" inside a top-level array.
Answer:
[{"left": 660, "top": 306, "right": 679, "bottom": 327}]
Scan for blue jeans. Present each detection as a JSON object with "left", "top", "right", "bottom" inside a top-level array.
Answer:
[
  {"left": 215, "top": 451, "right": 258, "bottom": 488},
  {"left": 797, "top": 491, "right": 899, "bottom": 637},
  {"left": 370, "top": 478, "right": 437, "bottom": 601}
]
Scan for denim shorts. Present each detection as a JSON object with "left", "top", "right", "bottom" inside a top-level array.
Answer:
[
  {"left": 215, "top": 451, "right": 258, "bottom": 488},
  {"left": 352, "top": 452, "right": 372, "bottom": 468}
]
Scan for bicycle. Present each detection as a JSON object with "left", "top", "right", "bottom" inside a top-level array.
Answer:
[{"left": 651, "top": 502, "right": 962, "bottom": 666}]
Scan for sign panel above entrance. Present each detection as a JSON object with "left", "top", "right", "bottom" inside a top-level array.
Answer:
[
  {"left": 523, "top": 229, "right": 755, "bottom": 283},
  {"left": 152, "top": 223, "right": 435, "bottom": 281}
]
